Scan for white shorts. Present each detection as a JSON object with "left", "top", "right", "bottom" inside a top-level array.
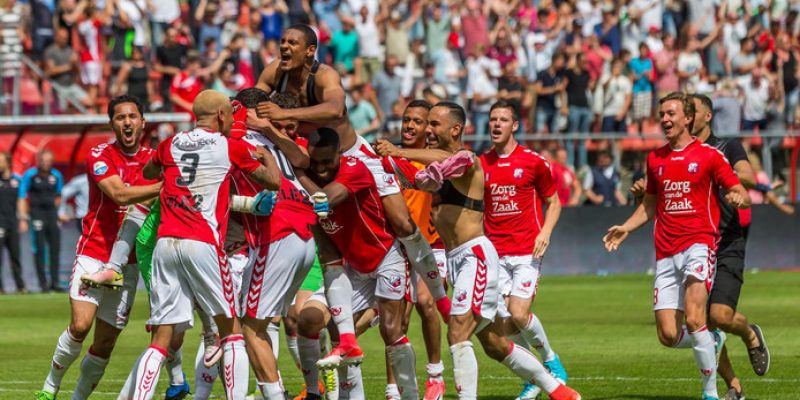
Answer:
[
  {"left": 149, "top": 238, "right": 236, "bottom": 326},
  {"left": 69, "top": 256, "right": 138, "bottom": 329},
  {"left": 653, "top": 243, "right": 717, "bottom": 311},
  {"left": 342, "top": 135, "right": 401, "bottom": 197},
  {"left": 228, "top": 251, "right": 248, "bottom": 316},
  {"left": 242, "top": 233, "right": 316, "bottom": 320},
  {"left": 80, "top": 61, "right": 102, "bottom": 85},
  {"left": 496, "top": 255, "right": 542, "bottom": 318},
  {"left": 407, "top": 248, "right": 447, "bottom": 303},
  {"left": 310, "top": 241, "right": 407, "bottom": 313},
  {"left": 447, "top": 236, "right": 500, "bottom": 327}
]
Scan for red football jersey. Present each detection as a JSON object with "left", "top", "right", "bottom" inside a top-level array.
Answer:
[
  {"left": 153, "top": 128, "right": 261, "bottom": 246},
  {"left": 231, "top": 130, "right": 316, "bottom": 247},
  {"left": 481, "top": 146, "right": 556, "bottom": 257},
  {"left": 77, "top": 143, "right": 156, "bottom": 262},
  {"left": 645, "top": 140, "right": 741, "bottom": 259},
  {"left": 550, "top": 161, "right": 576, "bottom": 207},
  {"left": 319, "top": 157, "right": 395, "bottom": 273}
]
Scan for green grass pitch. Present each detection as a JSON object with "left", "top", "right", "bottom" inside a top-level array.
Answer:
[{"left": 1, "top": 272, "right": 798, "bottom": 399}]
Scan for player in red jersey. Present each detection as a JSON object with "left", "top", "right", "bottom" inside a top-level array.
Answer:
[
  {"left": 121, "top": 90, "right": 282, "bottom": 400},
  {"left": 480, "top": 101, "right": 569, "bottom": 399},
  {"left": 293, "top": 128, "right": 421, "bottom": 400},
  {"left": 230, "top": 87, "right": 318, "bottom": 399},
  {"left": 547, "top": 148, "right": 582, "bottom": 207},
  {"left": 375, "top": 99, "right": 448, "bottom": 400},
  {"left": 393, "top": 102, "right": 581, "bottom": 400},
  {"left": 35, "top": 95, "right": 163, "bottom": 400},
  {"left": 604, "top": 92, "right": 751, "bottom": 400}
]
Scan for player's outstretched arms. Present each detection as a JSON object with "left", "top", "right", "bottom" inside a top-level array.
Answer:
[
  {"left": 248, "top": 146, "right": 282, "bottom": 190},
  {"left": 257, "top": 67, "right": 346, "bottom": 124},
  {"left": 724, "top": 184, "right": 751, "bottom": 209},
  {"left": 98, "top": 174, "right": 162, "bottom": 206},
  {"left": 603, "top": 193, "right": 656, "bottom": 251}
]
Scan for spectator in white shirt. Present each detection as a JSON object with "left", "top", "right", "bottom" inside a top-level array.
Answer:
[{"left": 594, "top": 58, "right": 632, "bottom": 133}]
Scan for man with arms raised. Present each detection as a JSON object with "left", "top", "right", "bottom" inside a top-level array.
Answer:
[
  {"left": 400, "top": 101, "right": 580, "bottom": 400},
  {"left": 121, "top": 90, "right": 281, "bottom": 400},
  {"left": 604, "top": 92, "right": 751, "bottom": 400},
  {"left": 35, "top": 95, "right": 162, "bottom": 400},
  {"left": 480, "top": 100, "right": 569, "bottom": 400},
  {"left": 256, "top": 25, "right": 450, "bottom": 365}
]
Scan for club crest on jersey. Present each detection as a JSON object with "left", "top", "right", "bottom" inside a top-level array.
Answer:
[
  {"left": 688, "top": 162, "right": 698, "bottom": 174},
  {"left": 513, "top": 168, "right": 524, "bottom": 179},
  {"left": 455, "top": 290, "right": 468, "bottom": 303},
  {"left": 346, "top": 157, "right": 357, "bottom": 167},
  {"left": 93, "top": 161, "right": 109, "bottom": 176}
]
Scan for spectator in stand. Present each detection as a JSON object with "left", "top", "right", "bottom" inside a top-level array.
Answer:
[
  {"left": 487, "top": 23, "right": 517, "bottom": 69},
  {"left": 76, "top": 3, "right": 109, "bottom": 110},
  {"left": 0, "top": 153, "right": 25, "bottom": 294},
  {"left": 371, "top": 55, "right": 403, "bottom": 124},
  {"left": 355, "top": 5, "right": 381, "bottom": 82},
  {"left": 44, "top": 26, "right": 87, "bottom": 113},
  {"left": 194, "top": 0, "right": 222, "bottom": 53},
  {"left": 629, "top": 42, "right": 654, "bottom": 133},
  {"left": 58, "top": 172, "right": 88, "bottom": 234},
  {"left": 431, "top": 34, "right": 464, "bottom": 102},
  {"left": 534, "top": 52, "right": 567, "bottom": 134},
  {"left": 564, "top": 52, "right": 594, "bottom": 168},
  {"left": 112, "top": 46, "right": 153, "bottom": 109},
  {"left": 594, "top": 3, "right": 621, "bottom": 56},
  {"left": 645, "top": 26, "right": 663, "bottom": 54},
  {"left": 155, "top": 26, "right": 188, "bottom": 112},
  {"left": 654, "top": 33, "right": 679, "bottom": 100},
  {"left": 260, "top": 0, "right": 287, "bottom": 43},
  {"left": 423, "top": 1, "right": 450, "bottom": 62},
  {"left": 595, "top": 57, "right": 632, "bottom": 134},
  {"left": 777, "top": 34, "right": 799, "bottom": 128},
  {"left": 384, "top": 9, "right": 418, "bottom": 65},
  {"left": 466, "top": 44, "right": 501, "bottom": 149},
  {"left": 740, "top": 67, "right": 774, "bottom": 132},
  {"left": 328, "top": 16, "right": 359, "bottom": 74},
  {"left": 113, "top": 0, "right": 147, "bottom": 50},
  {"left": 582, "top": 34, "right": 613, "bottom": 82},
  {"left": 731, "top": 38, "right": 757, "bottom": 77},
  {"left": 30, "top": 0, "right": 56, "bottom": 60},
  {"left": 497, "top": 61, "right": 525, "bottom": 132},
  {"left": 583, "top": 149, "right": 626, "bottom": 206},
  {"left": 348, "top": 84, "right": 380, "bottom": 141},
  {"left": 461, "top": 0, "right": 490, "bottom": 59},
  {"left": 169, "top": 51, "right": 207, "bottom": 116},
  {"left": 712, "top": 78, "right": 743, "bottom": 136},
  {"left": 545, "top": 148, "right": 583, "bottom": 207},
  {"left": 18, "top": 149, "right": 64, "bottom": 292},
  {"left": 286, "top": 0, "right": 311, "bottom": 25},
  {"left": 148, "top": 0, "right": 180, "bottom": 48}
]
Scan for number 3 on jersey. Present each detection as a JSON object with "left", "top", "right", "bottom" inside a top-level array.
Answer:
[{"left": 177, "top": 153, "right": 200, "bottom": 186}]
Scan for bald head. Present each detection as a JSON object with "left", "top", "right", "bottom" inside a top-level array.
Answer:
[{"left": 193, "top": 90, "right": 234, "bottom": 136}]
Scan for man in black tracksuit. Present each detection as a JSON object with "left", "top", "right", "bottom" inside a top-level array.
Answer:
[
  {"left": 0, "top": 153, "right": 26, "bottom": 293},
  {"left": 18, "top": 150, "right": 64, "bottom": 292}
]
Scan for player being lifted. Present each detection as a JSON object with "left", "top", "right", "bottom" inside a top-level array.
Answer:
[
  {"left": 122, "top": 90, "right": 281, "bottom": 400},
  {"left": 604, "top": 92, "right": 751, "bottom": 400},
  {"left": 375, "top": 99, "right": 448, "bottom": 400},
  {"left": 396, "top": 101, "right": 581, "bottom": 400},
  {"left": 255, "top": 25, "right": 450, "bottom": 365},
  {"left": 35, "top": 95, "right": 162, "bottom": 400},
  {"left": 479, "top": 101, "right": 569, "bottom": 400}
]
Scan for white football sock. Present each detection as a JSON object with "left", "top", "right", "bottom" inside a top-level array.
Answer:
[
  {"left": 258, "top": 380, "right": 286, "bottom": 400},
  {"left": 672, "top": 325, "right": 693, "bottom": 349},
  {"left": 338, "top": 364, "right": 365, "bottom": 400},
  {"left": 131, "top": 345, "right": 166, "bottom": 400},
  {"left": 117, "top": 351, "right": 142, "bottom": 400},
  {"left": 398, "top": 228, "right": 447, "bottom": 300},
  {"left": 502, "top": 342, "right": 560, "bottom": 393},
  {"left": 298, "top": 335, "right": 321, "bottom": 395},
  {"left": 193, "top": 339, "right": 218, "bottom": 400},
  {"left": 222, "top": 334, "right": 249, "bottom": 400},
  {"left": 520, "top": 314, "right": 556, "bottom": 362},
  {"left": 286, "top": 333, "right": 301, "bottom": 369},
  {"left": 690, "top": 326, "right": 719, "bottom": 398},
  {"left": 43, "top": 328, "right": 84, "bottom": 393},
  {"left": 450, "top": 341, "right": 478, "bottom": 399},
  {"left": 166, "top": 346, "right": 184, "bottom": 386},
  {"left": 267, "top": 321, "right": 281, "bottom": 360},
  {"left": 323, "top": 266, "right": 356, "bottom": 336},
  {"left": 72, "top": 348, "right": 109, "bottom": 400},
  {"left": 106, "top": 205, "right": 147, "bottom": 271},
  {"left": 426, "top": 361, "right": 444, "bottom": 382},
  {"left": 387, "top": 337, "right": 419, "bottom": 399},
  {"left": 385, "top": 383, "right": 401, "bottom": 399}
]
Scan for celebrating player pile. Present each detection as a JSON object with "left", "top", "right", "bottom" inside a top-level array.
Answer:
[{"left": 604, "top": 92, "right": 752, "bottom": 400}]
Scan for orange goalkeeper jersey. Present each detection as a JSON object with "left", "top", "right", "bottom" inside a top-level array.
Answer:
[{"left": 401, "top": 161, "right": 440, "bottom": 245}]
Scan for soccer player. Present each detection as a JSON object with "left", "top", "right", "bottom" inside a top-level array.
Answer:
[
  {"left": 604, "top": 92, "right": 751, "bottom": 400},
  {"left": 123, "top": 90, "right": 281, "bottom": 400},
  {"left": 480, "top": 100, "right": 569, "bottom": 400},
  {"left": 35, "top": 95, "right": 162, "bottom": 400},
  {"left": 231, "top": 87, "right": 318, "bottom": 399},
  {"left": 256, "top": 25, "right": 450, "bottom": 364},
  {"left": 295, "top": 128, "right": 421, "bottom": 399},
  {"left": 375, "top": 99, "right": 447, "bottom": 400},
  {"left": 403, "top": 102, "right": 581, "bottom": 400},
  {"left": 630, "top": 94, "right": 769, "bottom": 400}
]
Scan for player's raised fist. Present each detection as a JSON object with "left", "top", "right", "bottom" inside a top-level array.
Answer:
[{"left": 603, "top": 225, "right": 629, "bottom": 252}]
